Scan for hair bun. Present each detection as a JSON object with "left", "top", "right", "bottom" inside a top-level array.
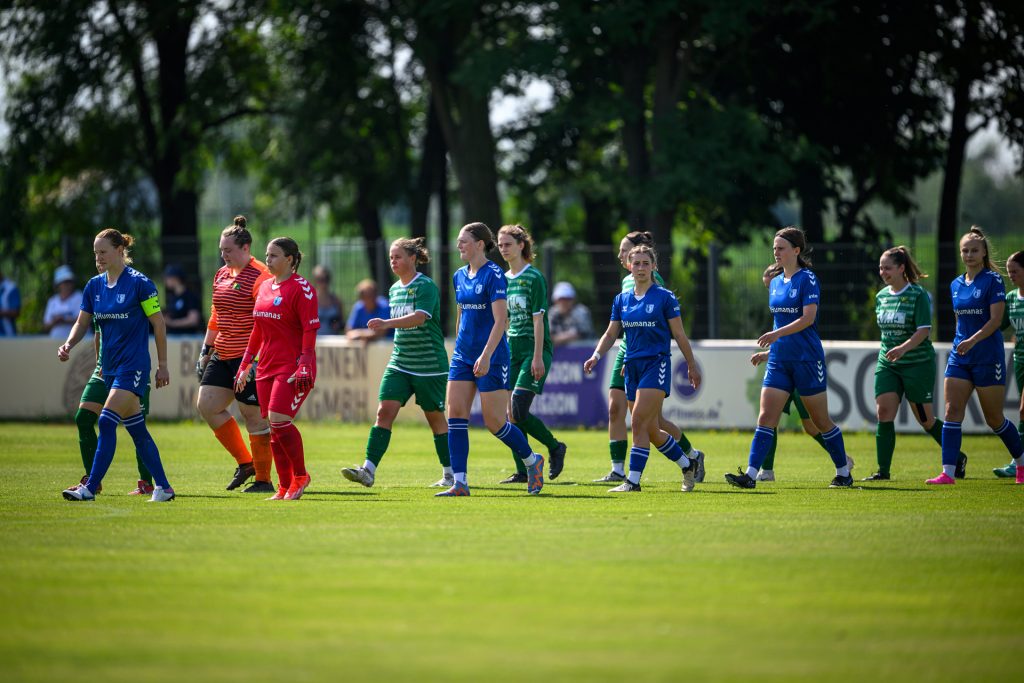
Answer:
[{"left": 234, "top": 215, "right": 247, "bottom": 229}]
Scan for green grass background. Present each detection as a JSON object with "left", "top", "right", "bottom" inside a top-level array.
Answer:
[{"left": 1, "top": 423, "right": 1021, "bottom": 682}]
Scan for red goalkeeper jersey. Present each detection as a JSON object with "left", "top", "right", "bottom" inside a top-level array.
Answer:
[{"left": 252, "top": 273, "right": 320, "bottom": 378}]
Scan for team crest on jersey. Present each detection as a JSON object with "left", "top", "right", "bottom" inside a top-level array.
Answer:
[
  {"left": 475, "top": 284, "right": 483, "bottom": 294},
  {"left": 645, "top": 304, "right": 654, "bottom": 314},
  {"left": 789, "top": 289, "right": 798, "bottom": 298},
  {"left": 273, "top": 296, "right": 283, "bottom": 306},
  {"left": 232, "top": 282, "right": 241, "bottom": 291},
  {"left": 973, "top": 289, "right": 982, "bottom": 299},
  {"left": 116, "top": 294, "right": 126, "bottom": 303}
]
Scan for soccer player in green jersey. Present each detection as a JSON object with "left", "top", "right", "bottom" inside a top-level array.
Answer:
[
  {"left": 865, "top": 246, "right": 966, "bottom": 481},
  {"left": 595, "top": 230, "right": 705, "bottom": 483},
  {"left": 750, "top": 264, "right": 839, "bottom": 481},
  {"left": 74, "top": 264, "right": 154, "bottom": 495},
  {"left": 495, "top": 225, "right": 568, "bottom": 482},
  {"left": 994, "top": 250, "right": 1024, "bottom": 478},
  {"left": 341, "top": 238, "right": 453, "bottom": 488}
]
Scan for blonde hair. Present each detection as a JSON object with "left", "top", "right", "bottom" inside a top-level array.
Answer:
[
  {"left": 392, "top": 237, "right": 430, "bottom": 264},
  {"left": 881, "top": 246, "right": 927, "bottom": 283},
  {"left": 95, "top": 228, "right": 134, "bottom": 265},
  {"left": 960, "top": 225, "right": 1001, "bottom": 274}
]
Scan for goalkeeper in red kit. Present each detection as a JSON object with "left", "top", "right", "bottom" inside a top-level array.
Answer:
[{"left": 235, "top": 237, "right": 320, "bottom": 500}]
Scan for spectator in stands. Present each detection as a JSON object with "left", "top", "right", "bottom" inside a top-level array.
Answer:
[
  {"left": 346, "top": 278, "right": 391, "bottom": 341},
  {"left": 43, "top": 265, "right": 83, "bottom": 339},
  {"left": 162, "top": 264, "right": 203, "bottom": 336},
  {"left": 0, "top": 268, "right": 21, "bottom": 336},
  {"left": 312, "top": 265, "right": 345, "bottom": 335},
  {"left": 549, "top": 281, "right": 593, "bottom": 346}
]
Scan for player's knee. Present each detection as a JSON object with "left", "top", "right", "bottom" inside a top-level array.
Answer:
[
  {"left": 608, "top": 397, "right": 625, "bottom": 421},
  {"left": 376, "top": 402, "right": 399, "bottom": 428},
  {"left": 985, "top": 414, "right": 1005, "bottom": 430},
  {"left": 510, "top": 391, "right": 534, "bottom": 423},
  {"left": 75, "top": 407, "right": 97, "bottom": 429}
]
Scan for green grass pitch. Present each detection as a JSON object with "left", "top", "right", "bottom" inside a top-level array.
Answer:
[{"left": 1, "top": 422, "right": 1021, "bottom": 682}]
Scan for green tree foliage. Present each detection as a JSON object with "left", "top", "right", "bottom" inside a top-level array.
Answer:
[{"left": 0, "top": 0, "right": 277, "bottom": 295}]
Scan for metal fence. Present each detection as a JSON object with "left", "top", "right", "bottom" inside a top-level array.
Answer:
[{"left": 178, "top": 235, "right": 957, "bottom": 342}]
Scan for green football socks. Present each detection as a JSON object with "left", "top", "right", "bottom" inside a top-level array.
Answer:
[
  {"left": 876, "top": 421, "right": 895, "bottom": 475},
  {"left": 365, "top": 426, "right": 392, "bottom": 467}
]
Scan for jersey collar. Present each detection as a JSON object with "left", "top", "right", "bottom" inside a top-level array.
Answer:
[
  {"left": 506, "top": 264, "right": 532, "bottom": 280},
  {"left": 888, "top": 282, "right": 911, "bottom": 296},
  {"left": 396, "top": 272, "right": 423, "bottom": 289}
]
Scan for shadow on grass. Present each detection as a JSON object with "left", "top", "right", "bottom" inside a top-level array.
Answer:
[
  {"left": 853, "top": 485, "right": 930, "bottom": 493},
  {"left": 698, "top": 489, "right": 777, "bottom": 495},
  {"left": 310, "top": 490, "right": 378, "bottom": 497}
]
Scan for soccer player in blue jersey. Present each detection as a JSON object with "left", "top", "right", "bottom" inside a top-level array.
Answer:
[
  {"left": 928, "top": 227, "right": 1024, "bottom": 485},
  {"left": 438, "top": 222, "right": 545, "bottom": 497},
  {"left": 749, "top": 263, "right": 838, "bottom": 482},
  {"left": 57, "top": 229, "right": 175, "bottom": 502},
  {"left": 726, "top": 226, "right": 854, "bottom": 490},
  {"left": 584, "top": 244, "right": 702, "bottom": 492},
  {"left": 596, "top": 230, "right": 705, "bottom": 484}
]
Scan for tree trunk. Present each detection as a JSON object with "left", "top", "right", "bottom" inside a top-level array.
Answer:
[
  {"left": 410, "top": 96, "right": 446, "bottom": 240},
  {"left": 146, "top": 1, "right": 199, "bottom": 285},
  {"left": 936, "top": 67, "right": 973, "bottom": 341},
  {"left": 797, "top": 163, "right": 826, "bottom": 244},
  {"left": 430, "top": 82, "right": 502, "bottom": 231},
  {"left": 356, "top": 178, "right": 384, "bottom": 283},
  {"left": 583, "top": 195, "right": 620, "bottom": 314},
  {"left": 618, "top": 49, "right": 651, "bottom": 231},
  {"left": 437, "top": 157, "right": 452, "bottom": 336},
  {"left": 158, "top": 187, "right": 200, "bottom": 287}
]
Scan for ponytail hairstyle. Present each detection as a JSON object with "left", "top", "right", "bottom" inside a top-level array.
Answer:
[
  {"left": 624, "top": 230, "right": 655, "bottom": 248},
  {"left": 627, "top": 243, "right": 658, "bottom": 268},
  {"left": 222, "top": 215, "right": 253, "bottom": 248},
  {"left": 498, "top": 224, "right": 534, "bottom": 262},
  {"left": 392, "top": 237, "right": 430, "bottom": 264},
  {"left": 775, "top": 226, "right": 813, "bottom": 269},
  {"left": 762, "top": 263, "right": 783, "bottom": 285},
  {"left": 461, "top": 222, "right": 495, "bottom": 252},
  {"left": 269, "top": 237, "right": 303, "bottom": 273},
  {"left": 882, "top": 246, "right": 927, "bottom": 283},
  {"left": 95, "top": 228, "right": 135, "bottom": 265},
  {"left": 960, "top": 225, "right": 1000, "bottom": 274}
]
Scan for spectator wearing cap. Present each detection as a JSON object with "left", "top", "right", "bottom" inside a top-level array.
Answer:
[
  {"left": 162, "top": 264, "right": 203, "bottom": 336},
  {"left": 43, "top": 266, "right": 83, "bottom": 339},
  {"left": 0, "top": 268, "right": 21, "bottom": 337},
  {"left": 549, "top": 281, "right": 593, "bottom": 346}
]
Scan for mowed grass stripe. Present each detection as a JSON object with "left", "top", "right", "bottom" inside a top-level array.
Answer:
[{"left": 0, "top": 422, "right": 1021, "bottom": 682}]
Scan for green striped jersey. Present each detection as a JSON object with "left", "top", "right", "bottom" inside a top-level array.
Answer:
[
  {"left": 619, "top": 271, "right": 666, "bottom": 351},
  {"left": 1003, "top": 289, "right": 1024, "bottom": 363},
  {"left": 505, "top": 264, "right": 551, "bottom": 350},
  {"left": 386, "top": 273, "right": 449, "bottom": 375},
  {"left": 875, "top": 283, "right": 933, "bottom": 366}
]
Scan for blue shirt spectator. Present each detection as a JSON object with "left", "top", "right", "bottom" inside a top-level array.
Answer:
[
  {"left": 346, "top": 278, "right": 392, "bottom": 341},
  {"left": 0, "top": 271, "right": 21, "bottom": 336}
]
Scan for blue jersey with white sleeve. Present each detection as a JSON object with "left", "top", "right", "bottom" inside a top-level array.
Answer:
[
  {"left": 452, "top": 261, "right": 509, "bottom": 365},
  {"left": 81, "top": 267, "right": 160, "bottom": 376},
  {"left": 610, "top": 285, "right": 680, "bottom": 362},
  {"left": 768, "top": 269, "right": 823, "bottom": 362},
  {"left": 951, "top": 269, "right": 1005, "bottom": 364}
]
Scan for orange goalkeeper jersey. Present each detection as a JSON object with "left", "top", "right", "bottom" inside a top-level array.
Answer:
[{"left": 208, "top": 257, "right": 273, "bottom": 359}]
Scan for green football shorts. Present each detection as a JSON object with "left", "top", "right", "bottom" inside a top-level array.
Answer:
[
  {"left": 378, "top": 366, "right": 447, "bottom": 413},
  {"left": 874, "top": 357, "right": 936, "bottom": 404}
]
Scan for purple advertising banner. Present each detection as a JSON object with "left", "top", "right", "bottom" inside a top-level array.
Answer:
[{"left": 469, "top": 344, "right": 610, "bottom": 427}]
